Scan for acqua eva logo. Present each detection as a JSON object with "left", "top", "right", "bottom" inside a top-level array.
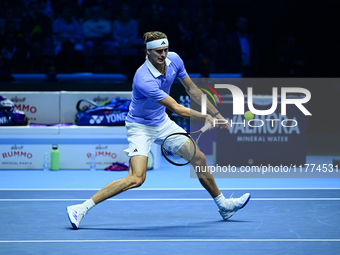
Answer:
[{"left": 199, "top": 83, "right": 223, "bottom": 115}]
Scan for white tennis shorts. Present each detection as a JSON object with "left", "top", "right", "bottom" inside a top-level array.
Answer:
[{"left": 125, "top": 116, "right": 186, "bottom": 157}]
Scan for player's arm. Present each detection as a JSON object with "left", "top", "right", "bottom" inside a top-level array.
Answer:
[
  {"left": 157, "top": 95, "right": 214, "bottom": 125},
  {"left": 178, "top": 75, "right": 229, "bottom": 129}
]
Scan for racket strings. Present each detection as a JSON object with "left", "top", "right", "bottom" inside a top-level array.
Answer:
[{"left": 162, "top": 134, "right": 196, "bottom": 165}]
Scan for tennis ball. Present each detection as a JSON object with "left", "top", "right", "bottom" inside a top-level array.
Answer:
[{"left": 244, "top": 111, "right": 254, "bottom": 121}]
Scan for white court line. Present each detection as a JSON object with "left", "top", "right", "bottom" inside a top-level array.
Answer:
[
  {"left": 0, "top": 239, "right": 340, "bottom": 243},
  {"left": 0, "top": 198, "right": 340, "bottom": 202}
]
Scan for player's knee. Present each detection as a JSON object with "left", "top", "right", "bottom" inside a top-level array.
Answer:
[
  {"left": 128, "top": 175, "right": 145, "bottom": 188},
  {"left": 134, "top": 176, "right": 145, "bottom": 188},
  {"left": 192, "top": 150, "right": 206, "bottom": 165}
]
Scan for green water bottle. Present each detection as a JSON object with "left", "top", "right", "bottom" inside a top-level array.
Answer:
[{"left": 50, "top": 145, "right": 59, "bottom": 171}]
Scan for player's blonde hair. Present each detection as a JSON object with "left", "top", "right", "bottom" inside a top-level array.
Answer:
[{"left": 143, "top": 31, "right": 167, "bottom": 44}]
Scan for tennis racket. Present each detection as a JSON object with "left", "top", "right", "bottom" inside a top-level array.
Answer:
[{"left": 161, "top": 122, "right": 212, "bottom": 166}]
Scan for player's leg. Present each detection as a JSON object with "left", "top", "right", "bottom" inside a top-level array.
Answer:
[
  {"left": 66, "top": 156, "right": 148, "bottom": 229},
  {"left": 157, "top": 118, "right": 220, "bottom": 197},
  {"left": 67, "top": 121, "right": 153, "bottom": 229},
  {"left": 157, "top": 117, "right": 250, "bottom": 220},
  {"left": 91, "top": 155, "right": 148, "bottom": 204},
  {"left": 191, "top": 146, "right": 251, "bottom": 220},
  {"left": 190, "top": 147, "right": 221, "bottom": 198},
  {"left": 90, "top": 120, "right": 152, "bottom": 204}
]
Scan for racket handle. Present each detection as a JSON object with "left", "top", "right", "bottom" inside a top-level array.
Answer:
[{"left": 200, "top": 122, "right": 212, "bottom": 133}]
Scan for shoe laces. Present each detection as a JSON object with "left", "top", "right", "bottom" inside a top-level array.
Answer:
[
  {"left": 227, "top": 192, "right": 243, "bottom": 207},
  {"left": 228, "top": 192, "right": 236, "bottom": 201},
  {"left": 222, "top": 192, "right": 238, "bottom": 210},
  {"left": 74, "top": 205, "right": 87, "bottom": 216}
]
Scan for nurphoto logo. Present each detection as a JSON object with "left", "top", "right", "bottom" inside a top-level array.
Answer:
[{"left": 200, "top": 84, "right": 311, "bottom": 127}]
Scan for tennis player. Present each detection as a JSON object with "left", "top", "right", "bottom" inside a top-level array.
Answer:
[{"left": 67, "top": 31, "right": 250, "bottom": 229}]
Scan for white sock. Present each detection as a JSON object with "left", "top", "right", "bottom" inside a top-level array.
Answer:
[
  {"left": 82, "top": 199, "right": 95, "bottom": 213},
  {"left": 213, "top": 193, "right": 226, "bottom": 210}
]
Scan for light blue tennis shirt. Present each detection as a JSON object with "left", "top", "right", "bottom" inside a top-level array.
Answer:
[{"left": 126, "top": 52, "right": 188, "bottom": 126}]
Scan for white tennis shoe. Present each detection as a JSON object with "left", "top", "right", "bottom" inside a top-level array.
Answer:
[
  {"left": 218, "top": 193, "right": 251, "bottom": 220},
  {"left": 67, "top": 204, "right": 86, "bottom": 229}
]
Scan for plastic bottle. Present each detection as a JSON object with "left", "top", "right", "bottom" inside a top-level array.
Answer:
[
  {"left": 43, "top": 152, "right": 49, "bottom": 171},
  {"left": 50, "top": 145, "right": 59, "bottom": 171},
  {"left": 90, "top": 152, "right": 96, "bottom": 171}
]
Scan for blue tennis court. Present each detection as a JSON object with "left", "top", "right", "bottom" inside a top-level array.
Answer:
[{"left": 1, "top": 156, "right": 340, "bottom": 255}]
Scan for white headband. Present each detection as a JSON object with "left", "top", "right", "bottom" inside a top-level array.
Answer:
[{"left": 146, "top": 39, "right": 169, "bottom": 49}]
